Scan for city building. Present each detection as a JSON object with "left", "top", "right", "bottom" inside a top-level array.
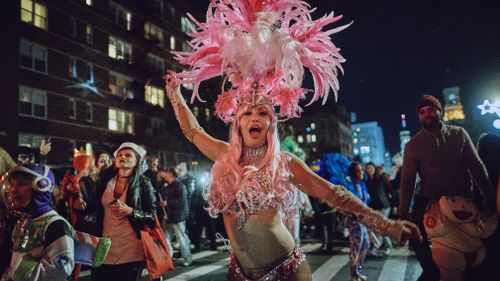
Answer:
[
  {"left": 0, "top": 0, "right": 223, "bottom": 170},
  {"left": 352, "top": 121, "right": 386, "bottom": 165},
  {"left": 287, "top": 103, "right": 352, "bottom": 161},
  {"left": 399, "top": 113, "right": 411, "bottom": 154},
  {"left": 442, "top": 86, "right": 465, "bottom": 123}
]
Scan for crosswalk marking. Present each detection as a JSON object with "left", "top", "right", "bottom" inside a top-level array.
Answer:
[
  {"left": 378, "top": 247, "right": 410, "bottom": 281},
  {"left": 79, "top": 243, "right": 420, "bottom": 280},
  {"left": 312, "top": 250, "right": 350, "bottom": 281},
  {"left": 168, "top": 258, "right": 230, "bottom": 280}
]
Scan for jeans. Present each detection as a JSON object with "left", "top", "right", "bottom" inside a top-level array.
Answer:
[{"left": 165, "top": 221, "right": 193, "bottom": 264}]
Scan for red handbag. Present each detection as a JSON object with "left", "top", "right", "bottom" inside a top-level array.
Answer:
[{"left": 141, "top": 214, "right": 174, "bottom": 279}]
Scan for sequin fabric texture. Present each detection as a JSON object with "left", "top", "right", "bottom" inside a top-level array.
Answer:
[{"left": 228, "top": 247, "right": 306, "bottom": 281}]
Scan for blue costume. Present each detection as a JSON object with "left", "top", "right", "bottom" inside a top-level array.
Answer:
[{"left": 345, "top": 177, "right": 371, "bottom": 280}]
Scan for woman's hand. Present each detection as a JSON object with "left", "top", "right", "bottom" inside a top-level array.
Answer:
[
  {"left": 110, "top": 200, "right": 133, "bottom": 218},
  {"left": 400, "top": 220, "right": 422, "bottom": 244},
  {"left": 164, "top": 70, "right": 180, "bottom": 93}
]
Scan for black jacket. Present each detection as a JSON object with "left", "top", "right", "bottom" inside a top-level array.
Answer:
[
  {"left": 162, "top": 179, "right": 189, "bottom": 224},
  {"left": 94, "top": 169, "right": 157, "bottom": 239}
]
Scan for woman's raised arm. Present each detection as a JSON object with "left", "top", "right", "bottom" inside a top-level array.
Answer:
[
  {"left": 165, "top": 71, "right": 228, "bottom": 161},
  {"left": 285, "top": 152, "right": 422, "bottom": 244}
]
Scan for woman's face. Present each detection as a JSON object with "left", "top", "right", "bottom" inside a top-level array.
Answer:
[
  {"left": 115, "top": 149, "right": 138, "bottom": 171},
  {"left": 97, "top": 153, "right": 111, "bottom": 171},
  {"left": 238, "top": 105, "right": 272, "bottom": 148},
  {"left": 354, "top": 164, "right": 364, "bottom": 181},
  {"left": 8, "top": 176, "right": 33, "bottom": 209}
]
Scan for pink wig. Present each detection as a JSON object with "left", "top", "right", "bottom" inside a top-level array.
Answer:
[{"left": 206, "top": 95, "right": 297, "bottom": 222}]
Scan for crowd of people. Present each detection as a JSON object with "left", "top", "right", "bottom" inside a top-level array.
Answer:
[{"left": 1, "top": 0, "right": 499, "bottom": 280}]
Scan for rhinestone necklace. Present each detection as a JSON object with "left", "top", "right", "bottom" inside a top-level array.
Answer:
[{"left": 240, "top": 145, "right": 267, "bottom": 167}]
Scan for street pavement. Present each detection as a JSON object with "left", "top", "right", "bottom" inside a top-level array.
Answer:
[{"left": 79, "top": 239, "right": 422, "bottom": 281}]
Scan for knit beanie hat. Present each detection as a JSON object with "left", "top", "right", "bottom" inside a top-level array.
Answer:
[{"left": 416, "top": 95, "right": 443, "bottom": 113}]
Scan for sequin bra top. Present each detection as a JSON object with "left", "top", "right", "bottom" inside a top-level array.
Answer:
[{"left": 206, "top": 146, "right": 297, "bottom": 231}]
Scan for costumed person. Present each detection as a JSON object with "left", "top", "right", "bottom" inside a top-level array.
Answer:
[
  {"left": 91, "top": 142, "right": 158, "bottom": 281},
  {"left": 423, "top": 195, "right": 497, "bottom": 281},
  {"left": 345, "top": 162, "right": 371, "bottom": 281},
  {"left": 95, "top": 152, "right": 111, "bottom": 172},
  {"left": 164, "top": 0, "right": 422, "bottom": 280},
  {"left": 0, "top": 147, "right": 17, "bottom": 276},
  {"left": 1, "top": 163, "right": 75, "bottom": 281}
]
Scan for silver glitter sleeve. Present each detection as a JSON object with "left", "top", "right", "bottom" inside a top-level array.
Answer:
[{"left": 323, "top": 185, "right": 405, "bottom": 242}]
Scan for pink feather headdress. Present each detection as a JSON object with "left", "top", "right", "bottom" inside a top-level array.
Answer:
[{"left": 172, "top": 0, "right": 351, "bottom": 123}]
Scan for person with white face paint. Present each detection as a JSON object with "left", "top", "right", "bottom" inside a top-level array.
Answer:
[{"left": 91, "top": 142, "right": 157, "bottom": 281}]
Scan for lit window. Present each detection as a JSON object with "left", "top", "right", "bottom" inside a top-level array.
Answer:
[
  {"left": 18, "top": 133, "right": 44, "bottom": 148},
  {"left": 68, "top": 57, "right": 77, "bottom": 77},
  {"left": 68, "top": 98, "right": 76, "bottom": 119},
  {"left": 108, "top": 36, "right": 132, "bottom": 62},
  {"left": 297, "top": 135, "right": 304, "bottom": 143},
  {"left": 180, "top": 16, "right": 191, "bottom": 33},
  {"left": 19, "top": 85, "right": 47, "bottom": 118},
  {"left": 86, "top": 102, "right": 93, "bottom": 122},
  {"left": 20, "top": 0, "right": 47, "bottom": 30},
  {"left": 110, "top": 1, "right": 132, "bottom": 31},
  {"left": 109, "top": 72, "right": 133, "bottom": 98},
  {"left": 306, "top": 134, "right": 312, "bottom": 143},
  {"left": 86, "top": 24, "right": 93, "bottom": 44},
  {"left": 85, "top": 0, "right": 92, "bottom": 6},
  {"left": 86, "top": 63, "right": 94, "bottom": 82},
  {"left": 108, "top": 108, "right": 134, "bottom": 134},
  {"left": 144, "top": 22, "right": 164, "bottom": 45},
  {"left": 182, "top": 42, "right": 191, "bottom": 51},
  {"left": 170, "top": 36, "right": 176, "bottom": 50},
  {"left": 144, "top": 85, "right": 165, "bottom": 107},
  {"left": 205, "top": 108, "right": 211, "bottom": 122},
  {"left": 360, "top": 145, "right": 370, "bottom": 154},
  {"left": 311, "top": 134, "right": 317, "bottom": 143},
  {"left": 19, "top": 39, "right": 47, "bottom": 73},
  {"left": 145, "top": 54, "right": 165, "bottom": 74},
  {"left": 310, "top": 123, "right": 316, "bottom": 130},
  {"left": 353, "top": 138, "right": 358, "bottom": 144}
]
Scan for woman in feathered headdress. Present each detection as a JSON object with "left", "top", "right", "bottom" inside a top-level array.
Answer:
[{"left": 165, "top": 0, "right": 422, "bottom": 279}]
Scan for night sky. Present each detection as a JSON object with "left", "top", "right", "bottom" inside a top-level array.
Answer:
[{"left": 184, "top": 0, "right": 500, "bottom": 152}]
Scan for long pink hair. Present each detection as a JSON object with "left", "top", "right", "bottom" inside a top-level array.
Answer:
[{"left": 206, "top": 95, "right": 297, "bottom": 222}]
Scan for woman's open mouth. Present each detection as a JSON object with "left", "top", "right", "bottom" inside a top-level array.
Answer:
[
  {"left": 453, "top": 210, "right": 472, "bottom": 221},
  {"left": 249, "top": 126, "right": 262, "bottom": 138}
]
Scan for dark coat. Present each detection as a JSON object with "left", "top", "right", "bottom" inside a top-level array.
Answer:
[
  {"left": 94, "top": 169, "right": 157, "bottom": 239},
  {"left": 365, "top": 174, "right": 393, "bottom": 210},
  {"left": 162, "top": 179, "right": 189, "bottom": 224}
]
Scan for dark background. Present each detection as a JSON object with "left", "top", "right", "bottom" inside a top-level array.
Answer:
[{"left": 185, "top": 0, "right": 500, "bottom": 152}]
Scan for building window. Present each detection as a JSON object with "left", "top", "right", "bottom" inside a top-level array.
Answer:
[
  {"left": 144, "top": 22, "right": 164, "bottom": 45},
  {"left": 18, "top": 133, "right": 44, "bottom": 148},
  {"left": 19, "top": 85, "right": 46, "bottom": 118},
  {"left": 108, "top": 36, "right": 132, "bottom": 63},
  {"left": 86, "top": 63, "right": 94, "bottom": 82},
  {"left": 110, "top": 1, "right": 132, "bottom": 31},
  {"left": 306, "top": 134, "right": 312, "bottom": 144},
  {"left": 20, "top": 39, "right": 47, "bottom": 73},
  {"left": 85, "top": 0, "right": 92, "bottom": 6},
  {"left": 70, "top": 17, "right": 77, "bottom": 38},
  {"left": 311, "top": 134, "right": 317, "bottom": 143},
  {"left": 310, "top": 123, "right": 316, "bottom": 130},
  {"left": 297, "top": 135, "right": 304, "bottom": 143},
  {"left": 150, "top": 117, "right": 165, "bottom": 136},
  {"left": 108, "top": 108, "right": 134, "bottom": 134},
  {"left": 145, "top": 54, "right": 165, "bottom": 74},
  {"left": 169, "top": 36, "right": 176, "bottom": 50},
  {"left": 86, "top": 102, "right": 93, "bottom": 122},
  {"left": 68, "top": 57, "right": 77, "bottom": 77},
  {"left": 144, "top": 85, "right": 164, "bottom": 108},
  {"left": 182, "top": 42, "right": 191, "bottom": 51},
  {"left": 86, "top": 24, "right": 93, "bottom": 44},
  {"left": 20, "top": 0, "right": 47, "bottom": 30},
  {"left": 68, "top": 98, "right": 76, "bottom": 119},
  {"left": 109, "top": 72, "right": 132, "bottom": 98},
  {"left": 180, "top": 16, "right": 191, "bottom": 33},
  {"left": 205, "top": 108, "right": 211, "bottom": 122}
]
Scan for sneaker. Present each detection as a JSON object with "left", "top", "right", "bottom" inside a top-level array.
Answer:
[
  {"left": 181, "top": 261, "right": 192, "bottom": 267},
  {"left": 359, "top": 274, "right": 367, "bottom": 280}
]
